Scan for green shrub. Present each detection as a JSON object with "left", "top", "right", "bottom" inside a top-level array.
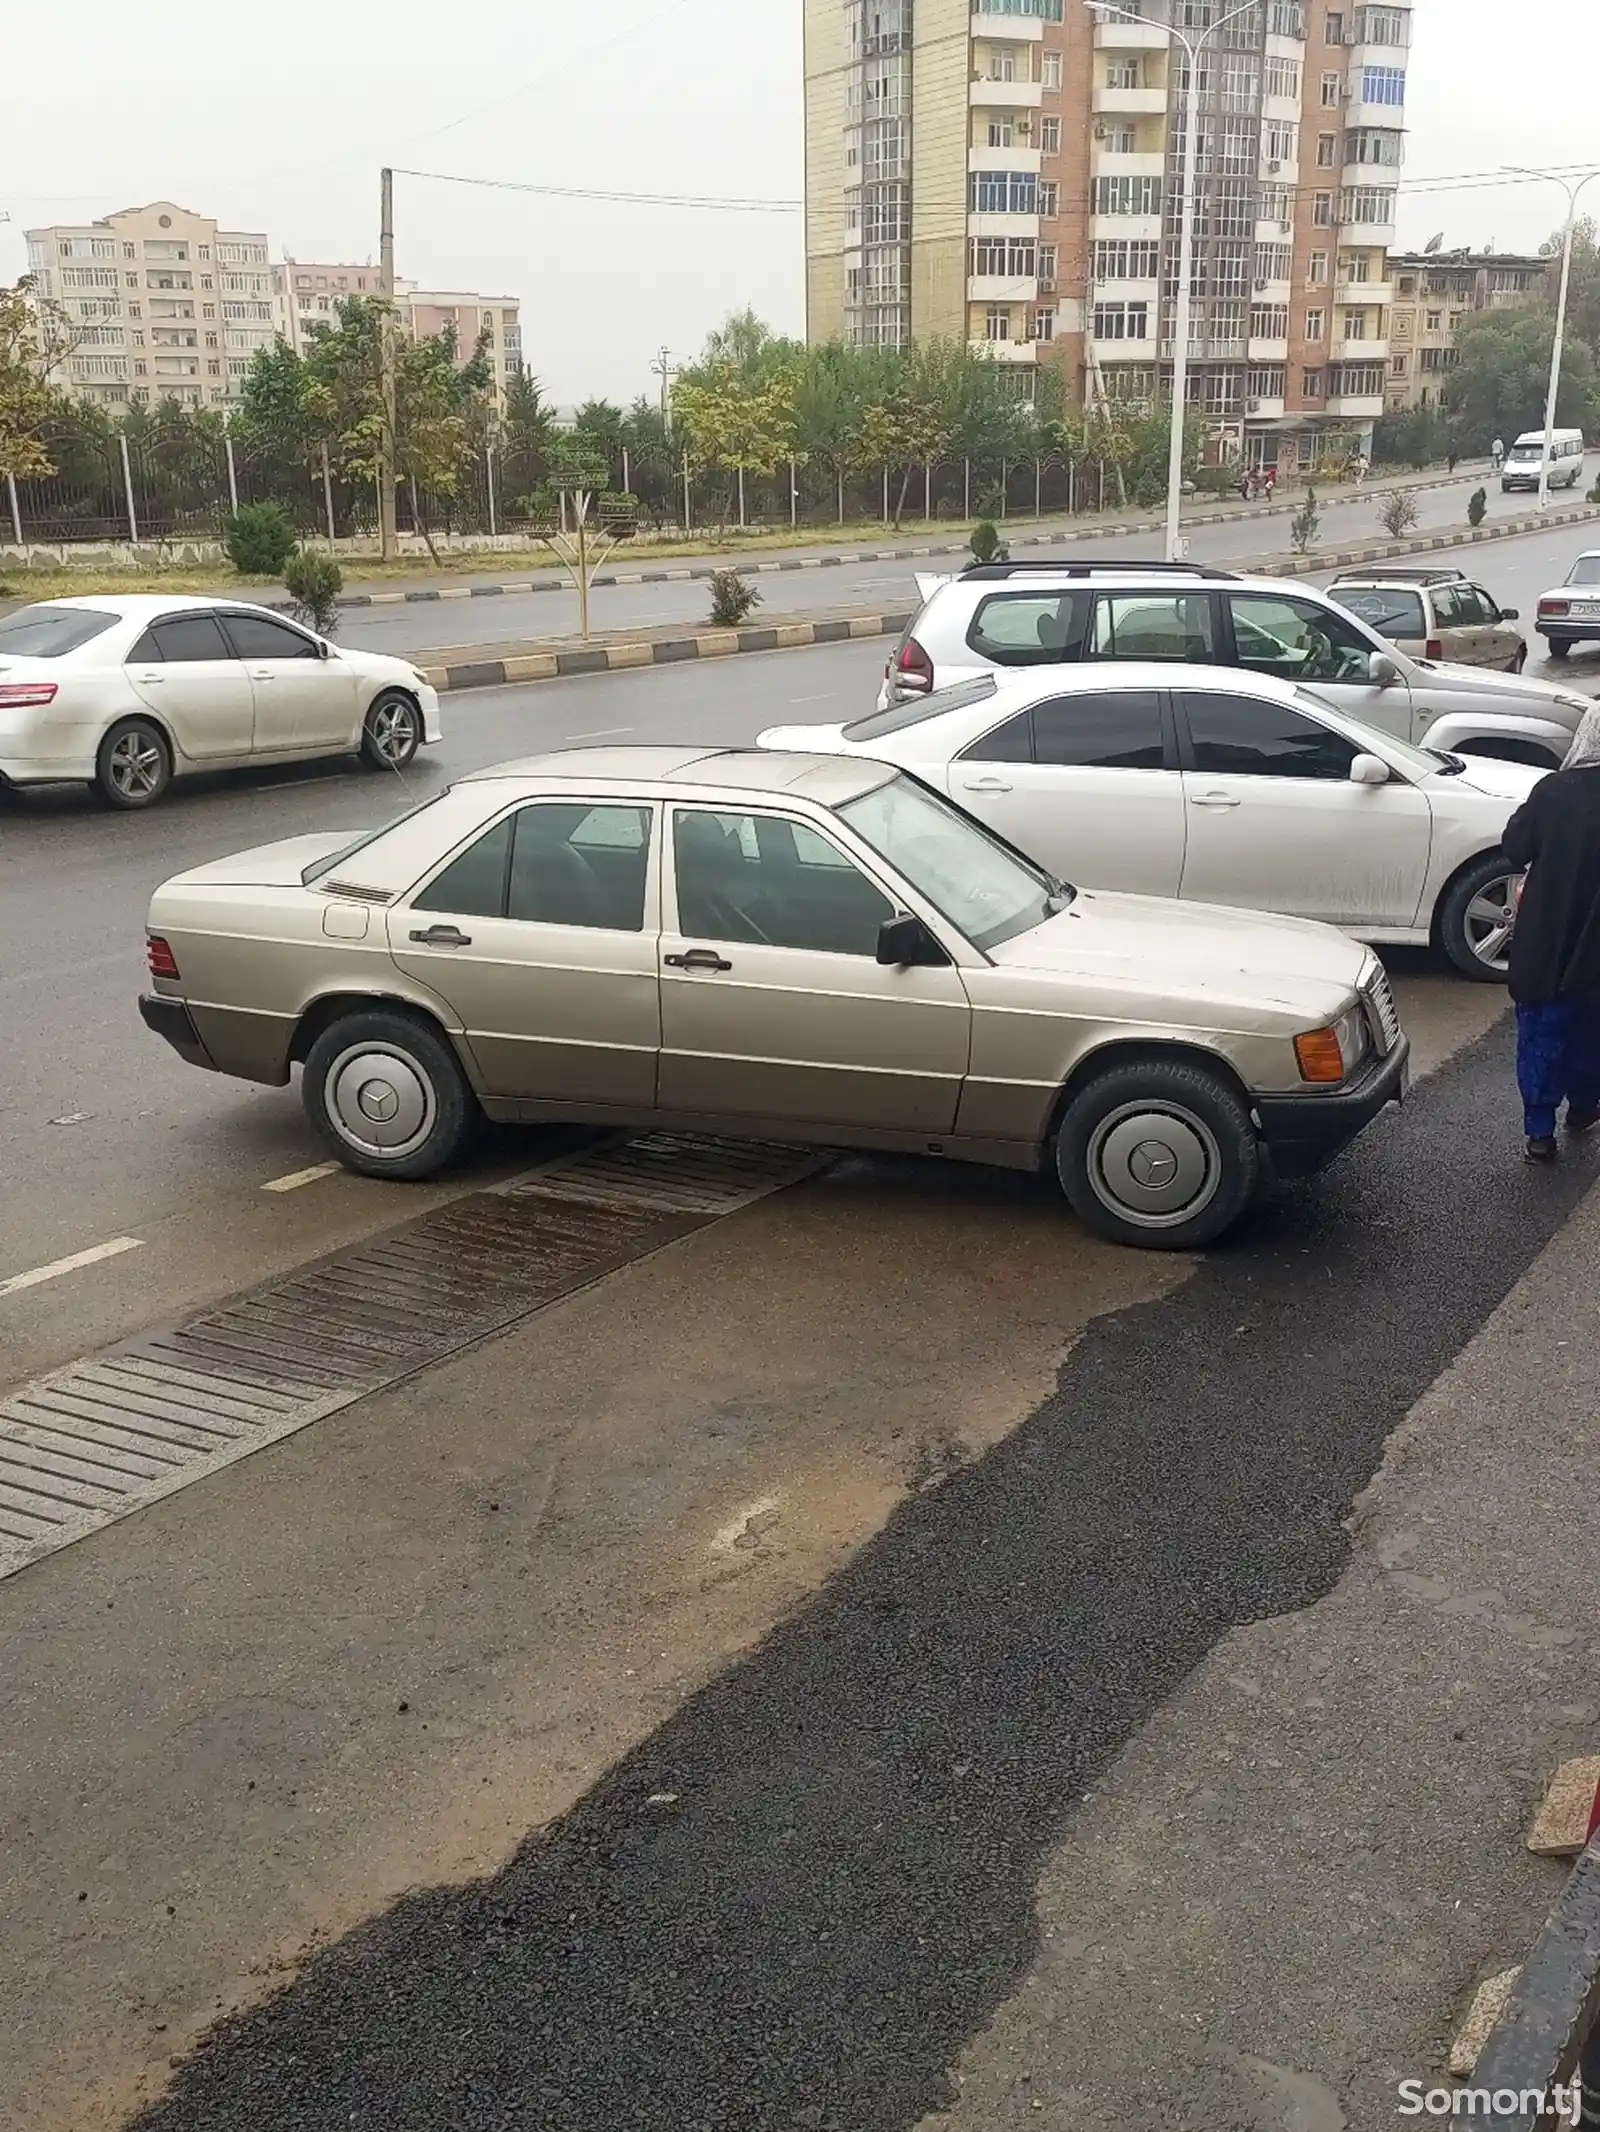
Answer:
[
  {"left": 708, "top": 570, "right": 761, "bottom": 628},
  {"left": 1468, "top": 486, "right": 1488, "bottom": 527},
  {"left": 1290, "top": 485, "right": 1320, "bottom": 555},
  {"left": 225, "top": 501, "right": 297, "bottom": 576},
  {"left": 970, "top": 519, "right": 1003, "bottom": 563},
  {"left": 1379, "top": 490, "right": 1420, "bottom": 539},
  {"left": 284, "top": 548, "right": 344, "bottom": 637}
]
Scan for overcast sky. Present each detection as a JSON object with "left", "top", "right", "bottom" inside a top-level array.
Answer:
[{"left": 2, "top": 0, "right": 1596, "bottom": 407}]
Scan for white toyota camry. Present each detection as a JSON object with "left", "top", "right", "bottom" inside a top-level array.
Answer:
[
  {"left": 0, "top": 594, "right": 442, "bottom": 809},
  {"left": 760, "top": 663, "right": 1545, "bottom": 982}
]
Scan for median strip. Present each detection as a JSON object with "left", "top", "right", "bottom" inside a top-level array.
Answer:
[{"left": 417, "top": 500, "right": 1600, "bottom": 694}]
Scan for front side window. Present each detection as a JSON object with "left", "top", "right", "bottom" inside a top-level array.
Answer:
[
  {"left": 1092, "top": 593, "right": 1218, "bottom": 663},
  {"left": 839, "top": 775, "right": 1054, "bottom": 952},
  {"left": 1182, "top": 692, "right": 1358, "bottom": 780},
  {"left": 673, "top": 810, "right": 893, "bottom": 956},
  {"left": 968, "top": 590, "right": 1091, "bottom": 665},
  {"left": 1228, "top": 593, "right": 1376, "bottom": 682},
  {"left": 221, "top": 613, "right": 320, "bottom": 660}
]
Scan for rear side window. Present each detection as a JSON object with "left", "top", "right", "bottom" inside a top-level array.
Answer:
[
  {"left": 412, "top": 816, "right": 513, "bottom": 915},
  {"left": 958, "top": 711, "right": 1034, "bottom": 762},
  {"left": 968, "top": 591, "right": 1090, "bottom": 665},
  {"left": 0, "top": 606, "right": 118, "bottom": 658},
  {"left": 1332, "top": 586, "right": 1427, "bottom": 640},
  {"left": 1034, "top": 689, "right": 1166, "bottom": 770},
  {"left": 1182, "top": 691, "right": 1357, "bottom": 780},
  {"left": 1091, "top": 593, "right": 1218, "bottom": 663}
]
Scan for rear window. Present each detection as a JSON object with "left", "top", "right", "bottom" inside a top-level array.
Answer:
[
  {"left": 1568, "top": 557, "right": 1600, "bottom": 587},
  {"left": 0, "top": 605, "right": 119, "bottom": 658},
  {"left": 1331, "top": 586, "right": 1427, "bottom": 640},
  {"left": 844, "top": 674, "right": 998, "bottom": 743},
  {"left": 967, "top": 590, "right": 1091, "bottom": 665}
]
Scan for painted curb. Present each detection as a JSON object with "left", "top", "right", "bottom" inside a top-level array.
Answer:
[{"left": 419, "top": 500, "right": 1600, "bottom": 695}]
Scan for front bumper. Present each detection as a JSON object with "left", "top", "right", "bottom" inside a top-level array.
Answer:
[
  {"left": 1252, "top": 1034, "right": 1411, "bottom": 1180},
  {"left": 139, "top": 993, "right": 217, "bottom": 1072}
]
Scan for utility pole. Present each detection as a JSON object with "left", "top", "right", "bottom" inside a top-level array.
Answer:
[
  {"left": 378, "top": 166, "right": 399, "bottom": 560},
  {"left": 1507, "top": 166, "right": 1600, "bottom": 510},
  {"left": 650, "top": 345, "right": 677, "bottom": 438}
]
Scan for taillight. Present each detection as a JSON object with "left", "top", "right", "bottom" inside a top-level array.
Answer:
[
  {"left": 895, "top": 637, "right": 935, "bottom": 695},
  {"left": 146, "top": 935, "right": 180, "bottom": 980},
  {"left": 1424, "top": 638, "right": 1443, "bottom": 660},
  {"left": 1541, "top": 599, "right": 1570, "bottom": 619},
  {"left": 0, "top": 682, "right": 57, "bottom": 709}
]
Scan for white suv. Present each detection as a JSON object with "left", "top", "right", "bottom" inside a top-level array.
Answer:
[{"left": 886, "top": 561, "right": 1591, "bottom": 769}]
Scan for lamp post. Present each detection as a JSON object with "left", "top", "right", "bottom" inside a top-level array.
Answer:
[
  {"left": 1086, "top": 0, "right": 1261, "bottom": 560},
  {"left": 1506, "top": 166, "right": 1600, "bottom": 510}
]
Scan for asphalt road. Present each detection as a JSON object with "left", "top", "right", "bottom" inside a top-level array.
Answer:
[{"left": 333, "top": 471, "right": 1555, "bottom": 657}]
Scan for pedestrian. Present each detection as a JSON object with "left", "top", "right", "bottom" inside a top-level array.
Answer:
[
  {"left": 1492, "top": 434, "right": 1505, "bottom": 472},
  {"left": 1238, "top": 469, "right": 1252, "bottom": 502},
  {"left": 1354, "top": 451, "right": 1369, "bottom": 485},
  {"left": 1447, "top": 449, "right": 1458, "bottom": 475},
  {"left": 1502, "top": 706, "right": 1600, "bottom": 1160},
  {"left": 1264, "top": 464, "right": 1278, "bottom": 498}
]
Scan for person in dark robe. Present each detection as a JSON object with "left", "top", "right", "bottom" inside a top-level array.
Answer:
[{"left": 1502, "top": 706, "right": 1600, "bottom": 1160}]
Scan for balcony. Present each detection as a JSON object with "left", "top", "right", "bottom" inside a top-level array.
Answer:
[
  {"left": 1329, "top": 391, "right": 1385, "bottom": 417},
  {"left": 969, "top": 274, "right": 1040, "bottom": 302},
  {"left": 1335, "top": 335, "right": 1390, "bottom": 361},
  {"left": 1091, "top": 148, "right": 1164, "bottom": 180},
  {"left": 970, "top": 143, "right": 1042, "bottom": 173},
  {"left": 1339, "top": 277, "right": 1394, "bottom": 307},
  {"left": 970, "top": 76, "right": 1042, "bottom": 107},
  {"left": 1089, "top": 213, "right": 1162, "bottom": 244},
  {"left": 971, "top": 336, "right": 1040, "bottom": 364},
  {"left": 1248, "top": 335, "right": 1290, "bottom": 361},
  {"left": 1094, "top": 83, "right": 1167, "bottom": 116},
  {"left": 1093, "top": 18, "right": 1168, "bottom": 48},
  {"left": 971, "top": 8, "right": 1043, "bottom": 37},
  {"left": 1246, "top": 396, "right": 1287, "bottom": 422}
]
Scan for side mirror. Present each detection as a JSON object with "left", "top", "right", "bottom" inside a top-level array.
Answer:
[
  {"left": 317, "top": 638, "right": 332, "bottom": 659},
  {"left": 876, "top": 913, "right": 951, "bottom": 968},
  {"left": 1500, "top": 607, "right": 1520, "bottom": 622},
  {"left": 1369, "top": 650, "right": 1401, "bottom": 686},
  {"left": 1350, "top": 753, "right": 1390, "bottom": 787}
]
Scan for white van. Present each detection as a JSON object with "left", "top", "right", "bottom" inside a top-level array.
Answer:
[{"left": 1502, "top": 428, "right": 1587, "bottom": 493}]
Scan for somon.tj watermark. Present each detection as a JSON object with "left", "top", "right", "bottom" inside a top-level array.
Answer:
[{"left": 1398, "top": 2077, "right": 1584, "bottom": 2122}]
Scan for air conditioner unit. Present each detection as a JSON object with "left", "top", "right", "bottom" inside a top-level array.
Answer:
[
  {"left": 1094, "top": 122, "right": 1110, "bottom": 140},
  {"left": 1253, "top": 277, "right": 1269, "bottom": 291},
  {"left": 1267, "top": 160, "right": 1282, "bottom": 174}
]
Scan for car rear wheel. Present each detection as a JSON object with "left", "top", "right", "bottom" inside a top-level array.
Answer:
[
  {"left": 1437, "top": 851, "right": 1519, "bottom": 982},
  {"left": 360, "top": 690, "right": 422, "bottom": 773},
  {"left": 303, "top": 1009, "right": 474, "bottom": 1179},
  {"left": 94, "top": 717, "right": 172, "bottom": 809},
  {"left": 1054, "top": 1059, "right": 1259, "bottom": 1250},
  {"left": 1548, "top": 638, "right": 1572, "bottom": 659}
]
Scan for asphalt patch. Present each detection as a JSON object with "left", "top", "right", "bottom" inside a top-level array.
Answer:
[{"left": 130, "top": 1015, "right": 1597, "bottom": 2132}]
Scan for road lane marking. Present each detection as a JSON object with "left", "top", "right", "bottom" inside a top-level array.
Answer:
[
  {"left": 0, "top": 1238, "right": 143, "bottom": 1299},
  {"left": 260, "top": 1163, "right": 341, "bottom": 1194}
]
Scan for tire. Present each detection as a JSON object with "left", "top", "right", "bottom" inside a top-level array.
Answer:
[
  {"left": 1437, "top": 850, "right": 1520, "bottom": 983},
  {"left": 360, "top": 689, "right": 422, "bottom": 773},
  {"left": 1509, "top": 643, "right": 1528, "bottom": 673},
  {"left": 302, "top": 1009, "right": 474, "bottom": 1179},
  {"left": 94, "top": 717, "right": 172, "bottom": 809},
  {"left": 1548, "top": 638, "right": 1572, "bottom": 659},
  {"left": 1054, "top": 1058, "right": 1259, "bottom": 1251}
]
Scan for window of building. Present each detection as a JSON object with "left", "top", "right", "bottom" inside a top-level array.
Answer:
[
  {"left": 1250, "top": 303, "right": 1290, "bottom": 339},
  {"left": 1321, "top": 69, "right": 1342, "bottom": 104},
  {"left": 1316, "top": 132, "right": 1337, "bottom": 166},
  {"left": 1356, "top": 5, "right": 1409, "bottom": 44},
  {"left": 1038, "top": 242, "right": 1059, "bottom": 286},
  {"left": 1305, "top": 307, "right": 1325, "bottom": 340},
  {"left": 1038, "top": 180, "right": 1059, "bottom": 217},
  {"left": 1106, "top": 59, "right": 1140, "bottom": 89},
  {"left": 1313, "top": 192, "right": 1334, "bottom": 226},
  {"left": 1260, "top": 182, "right": 1293, "bottom": 224},
  {"left": 1254, "top": 243, "right": 1292, "bottom": 283},
  {"left": 1264, "top": 121, "right": 1298, "bottom": 164},
  {"left": 1305, "top": 250, "right": 1327, "bottom": 285},
  {"left": 1345, "top": 126, "right": 1402, "bottom": 165},
  {"left": 1337, "top": 361, "right": 1387, "bottom": 394},
  {"left": 1265, "top": 55, "right": 1302, "bottom": 99},
  {"left": 1390, "top": 353, "right": 1409, "bottom": 375},
  {"left": 1247, "top": 365, "right": 1287, "bottom": 398},
  {"left": 972, "top": 236, "right": 1037, "bottom": 276},
  {"left": 1340, "top": 185, "right": 1396, "bottom": 224},
  {"left": 1325, "top": 10, "right": 1344, "bottom": 40},
  {"left": 1360, "top": 64, "right": 1406, "bottom": 104},
  {"left": 1028, "top": 306, "right": 1057, "bottom": 341},
  {"left": 987, "top": 117, "right": 1015, "bottom": 148},
  {"left": 1093, "top": 175, "right": 1162, "bottom": 216},
  {"left": 1041, "top": 48, "right": 1062, "bottom": 88},
  {"left": 986, "top": 306, "right": 1012, "bottom": 340},
  {"left": 1092, "top": 301, "right": 1150, "bottom": 340},
  {"left": 972, "top": 170, "right": 1039, "bottom": 214},
  {"left": 1270, "top": 0, "right": 1306, "bottom": 31},
  {"left": 1095, "top": 238, "right": 1161, "bottom": 280},
  {"left": 1040, "top": 115, "right": 1061, "bottom": 154},
  {"left": 973, "top": 0, "right": 1064, "bottom": 17},
  {"left": 1341, "top": 310, "right": 1368, "bottom": 339}
]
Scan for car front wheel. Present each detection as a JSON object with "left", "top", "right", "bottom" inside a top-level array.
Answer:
[
  {"left": 1509, "top": 643, "right": 1528, "bottom": 672},
  {"left": 1437, "top": 851, "right": 1519, "bottom": 982},
  {"left": 302, "top": 1009, "right": 474, "bottom": 1179},
  {"left": 94, "top": 717, "right": 172, "bottom": 809},
  {"left": 360, "top": 690, "right": 422, "bottom": 773},
  {"left": 1054, "top": 1058, "right": 1259, "bottom": 1250}
]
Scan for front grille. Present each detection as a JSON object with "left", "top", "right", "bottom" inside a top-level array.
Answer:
[{"left": 1361, "top": 963, "right": 1401, "bottom": 1056}]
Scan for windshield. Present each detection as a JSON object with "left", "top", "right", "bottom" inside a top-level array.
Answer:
[
  {"left": 838, "top": 773, "right": 1059, "bottom": 952},
  {"left": 1568, "top": 556, "right": 1600, "bottom": 587},
  {"left": 0, "top": 605, "right": 119, "bottom": 658},
  {"left": 301, "top": 793, "right": 451, "bottom": 884}
]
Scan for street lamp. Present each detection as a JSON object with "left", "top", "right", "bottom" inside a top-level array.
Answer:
[
  {"left": 1086, "top": 0, "right": 1261, "bottom": 561},
  {"left": 1505, "top": 165, "right": 1600, "bottom": 510}
]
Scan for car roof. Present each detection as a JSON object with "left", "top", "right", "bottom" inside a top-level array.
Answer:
[
  {"left": 460, "top": 745, "right": 898, "bottom": 807},
  {"left": 28, "top": 593, "right": 272, "bottom": 618},
  {"left": 849, "top": 661, "right": 1309, "bottom": 743},
  {"left": 934, "top": 567, "right": 1335, "bottom": 598}
]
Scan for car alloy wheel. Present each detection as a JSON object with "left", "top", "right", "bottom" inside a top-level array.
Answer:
[
  {"left": 95, "top": 718, "right": 172, "bottom": 809},
  {"left": 361, "top": 690, "right": 421, "bottom": 771},
  {"left": 1460, "top": 873, "right": 1519, "bottom": 974},
  {"left": 1438, "top": 850, "right": 1521, "bottom": 982}
]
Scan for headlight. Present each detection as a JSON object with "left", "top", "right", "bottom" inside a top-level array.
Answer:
[{"left": 1334, "top": 1004, "right": 1370, "bottom": 1071}]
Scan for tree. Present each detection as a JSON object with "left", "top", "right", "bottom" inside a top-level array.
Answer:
[
  {"left": 672, "top": 366, "right": 800, "bottom": 527},
  {"left": 0, "top": 278, "right": 81, "bottom": 483},
  {"left": 1447, "top": 306, "right": 1600, "bottom": 453}
]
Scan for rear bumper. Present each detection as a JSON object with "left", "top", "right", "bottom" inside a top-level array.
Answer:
[
  {"left": 1539, "top": 625, "right": 1600, "bottom": 645},
  {"left": 139, "top": 993, "right": 216, "bottom": 1072},
  {"left": 1253, "top": 1035, "right": 1410, "bottom": 1180}
]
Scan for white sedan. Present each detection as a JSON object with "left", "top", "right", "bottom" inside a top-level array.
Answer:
[
  {"left": 760, "top": 663, "right": 1543, "bottom": 981},
  {"left": 0, "top": 594, "right": 442, "bottom": 809}
]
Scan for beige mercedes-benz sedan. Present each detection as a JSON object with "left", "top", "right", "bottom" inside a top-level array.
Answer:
[{"left": 140, "top": 746, "right": 1408, "bottom": 1249}]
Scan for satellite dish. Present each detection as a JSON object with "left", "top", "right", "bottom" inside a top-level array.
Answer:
[{"left": 1423, "top": 232, "right": 1445, "bottom": 254}]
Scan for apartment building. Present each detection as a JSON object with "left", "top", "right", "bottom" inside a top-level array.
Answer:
[
  {"left": 25, "top": 201, "right": 274, "bottom": 410},
  {"left": 272, "top": 265, "right": 524, "bottom": 404},
  {"left": 803, "top": 0, "right": 1413, "bottom": 469},
  {"left": 1386, "top": 247, "right": 1551, "bottom": 412}
]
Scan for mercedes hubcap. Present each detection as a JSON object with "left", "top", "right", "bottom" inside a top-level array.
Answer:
[
  {"left": 1464, "top": 876, "right": 1518, "bottom": 971},
  {"left": 1087, "top": 1102, "right": 1221, "bottom": 1229},
  {"left": 324, "top": 1044, "right": 434, "bottom": 1158}
]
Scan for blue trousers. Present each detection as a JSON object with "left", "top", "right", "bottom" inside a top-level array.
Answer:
[{"left": 1516, "top": 998, "right": 1600, "bottom": 1137}]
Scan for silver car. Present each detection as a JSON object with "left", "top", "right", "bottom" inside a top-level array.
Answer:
[
  {"left": 889, "top": 561, "right": 1591, "bottom": 768},
  {"left": 139, "top": 746, "right": 1409, "bottom": 1251}
]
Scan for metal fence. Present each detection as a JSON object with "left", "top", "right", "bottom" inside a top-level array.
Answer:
[{"left": 3, "top": 440, "right": 1129, "bottom": 550}]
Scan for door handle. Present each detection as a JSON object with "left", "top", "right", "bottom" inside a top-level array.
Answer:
[
  {"left": 409, "top": 925, "right": 472, "bottom": 947},
  {"left": 961, "top": 776, "right": 1013, "bottom": 793},
  {"left": 1190, "top": 792, "right": 1242, "bottom": 809},
  {"left": 251, "top": 669, "right": 275, "bottom": 681},
  {"left": 664, "top": 948, "right": 733, "bottom": 972},
  {"left": 135, "top": 671, "right": 164, "bottom": 683}
]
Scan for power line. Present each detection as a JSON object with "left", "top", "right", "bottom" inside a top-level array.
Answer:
[{"left": 392, "top": 167, "right": 800, "bottom": 214}]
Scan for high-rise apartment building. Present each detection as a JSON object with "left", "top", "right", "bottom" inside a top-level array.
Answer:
[
  {"left": 1386, "top": 248, "right": 1551, "bottom": 413},
  {"left": 271, "top": 265, "right": 524, "bottom": 405},
  {"left": 25, "top": 201, "right": 274, "bottom": 410},
  {"left": 804, "top": 0, "right": 1413, "bottom": 469}
]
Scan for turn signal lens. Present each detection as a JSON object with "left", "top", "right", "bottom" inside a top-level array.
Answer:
[
  {"left": 146, "top": 935, "right": 180, "bottom": 980},
  {"left": 1294, "top": 1028, "right": 1345, "bottom": 1084}
]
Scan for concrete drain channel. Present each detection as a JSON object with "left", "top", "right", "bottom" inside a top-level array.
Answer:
[{"left": 0, "top": 1134, "right": 823, "bottom": 1582}]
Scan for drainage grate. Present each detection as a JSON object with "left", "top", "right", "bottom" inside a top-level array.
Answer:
[{"left": 0, "top": 1135, "right": 822, "bottom": 1582}]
